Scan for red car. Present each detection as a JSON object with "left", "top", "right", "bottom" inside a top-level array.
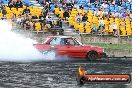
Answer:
[{"left": 33, "top": 36, "right": 107, "bottom": 60}]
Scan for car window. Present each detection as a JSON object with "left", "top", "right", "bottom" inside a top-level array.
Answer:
[
  {"left": 73, "top": 39, "right": 81, "bottom": 46},
  {"left": 50, "top": 38, "right": 64, "bottom": 45},
  {"left": 65, "top": 38, "right": 75, "bottom": 45}
]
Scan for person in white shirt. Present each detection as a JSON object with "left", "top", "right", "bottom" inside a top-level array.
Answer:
[
  {"left": 110, "top": 23, "right": 117, "bottom": 36},
  {"left": 101, "top": 2, "right": 108, "bottom": 10},
  {"left": 94, "top": 9, "right": 100, "bottom": 17},
  {"left": 102, "top": 9, "right": 108, "bottom": 17}
]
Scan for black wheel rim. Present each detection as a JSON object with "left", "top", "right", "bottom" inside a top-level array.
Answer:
[{"left": 89, "top": 53, "right": 97, "bottom": 60}]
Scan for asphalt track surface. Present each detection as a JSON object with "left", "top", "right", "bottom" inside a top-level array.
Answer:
[{"left": 0, "top": 58, "right": 131, "bottom": 88}]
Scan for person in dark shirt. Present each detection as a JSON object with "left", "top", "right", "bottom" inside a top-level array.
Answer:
[
  {"left": 39, "top": 13, "right": 45, "bottom": 23},
  {"left": 117, "top": 0, "right": 122, "bottom": 6},
  {"left": 15, "top": 0, "right": 23, "bottom": 8},
  {"left": 58, "top": 19, "right": 62, "bottom": 28},
  {"left": 31, "top": 14, "right": 38, "bottom": 22},
  {"left": 82, "top": 14, "right": 88, "bottom": 22},
  {"left": 39, "top": 13, "right": 45, "bottom": 30},
  {"left": 8, "top": 0, "right": 15, "bottom": 7},
  {"left": 46, "top": 0, "right": 49, "bottom": 2},
  {"left": 66, "top": 3, "right": 74, "bottom": 11},
  {"left": 79, "top": 5, "right": 84, "bottom": 10},
  {"left": 44, "top": 3, "right": 49, "bottom": 14},
  {"left": 8, "top": 2, "right": 14, "bottom": 9},
  {"left": 63, "top": 10, "right": 70, "bottom": 20},
  {"left": 2, "top": 7, "right": 7, "bottom": 16},
  {"left": 22, "top": 6, "right": 30, "bottom": 15},
  {"left": 12, "top": 0, "right": 17, "bottom": 8},
  {"left": 23, "top": 15, "right": 31, "bottom": 30}
]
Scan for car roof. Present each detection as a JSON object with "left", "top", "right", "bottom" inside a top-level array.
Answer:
[{"left": 48, "top": 36, "right": 73, "bottom": 39}]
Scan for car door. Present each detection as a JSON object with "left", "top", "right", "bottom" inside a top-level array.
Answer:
[
  {"left": 49, "top": 37, "right": 69, "bottom": 56},
  {"left": 64, "top": 38, "right": 86, "bottom": 58}
]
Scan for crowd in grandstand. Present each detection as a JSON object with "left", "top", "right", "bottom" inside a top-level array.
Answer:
[
  {"left": 53, "top": 0, "right": 132, "bottom": 37},
  {"left": 0, "top": 0, "right": 63, "bottom": 34},
  {"left": 0, "top": 0, "right": 132, "bottom": 36}
]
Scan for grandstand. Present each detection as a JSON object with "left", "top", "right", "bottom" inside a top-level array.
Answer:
[
  {"left": 0, "top": 0, "right": 132, "bottom": 37},
  {"left": 54, "top": 0, "right": 132, "bottom": 37},
  {"left": 0, "top": 0, "right": 63, "bottom": 34}
]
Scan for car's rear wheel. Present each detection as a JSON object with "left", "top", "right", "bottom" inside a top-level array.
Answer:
[{"left": 87, "top": 51, "right": 98, "bottom": 61}]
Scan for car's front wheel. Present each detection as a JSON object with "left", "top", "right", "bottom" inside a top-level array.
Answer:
[{"left": 87, "top": 51, "right": 98, "bottom": 61}]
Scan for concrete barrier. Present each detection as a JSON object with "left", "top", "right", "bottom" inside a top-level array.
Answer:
[
  {"left": 80, "top": 35, "right": 132, "bottom": 57},
  {"left": 81, "top": 35, "right": 132, "bottom": 44}
]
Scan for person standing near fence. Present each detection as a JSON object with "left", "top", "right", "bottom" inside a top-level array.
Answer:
[{"left": 99, "top": 18, "right": 105, "bottom": 34}]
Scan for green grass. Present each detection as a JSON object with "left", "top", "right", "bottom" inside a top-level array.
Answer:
[{"left": 89, "top": 43, "right": 132, "bottom": 50}]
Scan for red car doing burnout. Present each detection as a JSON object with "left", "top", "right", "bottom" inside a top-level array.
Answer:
[{"left": 33, "top": 36, "right": 107, "bottom": 60}]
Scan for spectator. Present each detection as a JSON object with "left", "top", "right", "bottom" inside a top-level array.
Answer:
[
  {"left": 63, "top": 10, "right": 70, "bottom": 20},
  {"left": 46, "top": 14, "right": 52, "bottom": 28},
  {"left": 58, "top": 19, "right": 62, "bottom": 28},
  {"left": 22, "top": 6, "right": 30, "bottom": 15},
  {"left": 82, "top": 14, "right": 88, "bottom": 22},
  {"left": 42, "top": 8, "right": 47, "bottom": 18},
  {"left": 2, "top": 7, "right": 7, "bottom": 16},
  {"left": 11, "top": 13, "right": 16, "bottom": 22},
  {"left": 101, "top": 1, "right": 108, "bottom": 10},
  {"left": 92, "top": 23, "right": 98, "bottom": 33},
  {"left": 130, "top": 11, "right": 132, "bottom": 21},
  {"left": 94, "top": 0, "right": 99, "bottom": 8},
  {"left": 79, "top": 5, "right": 84, "bottom": 10},
  {"left": 110, "top": 23, "right": 118, "bottom": 36},
  {"left": 46, "top": 14, "right": 52, "bottom": 22},
  {"left": 87, "top": 2, "right": 91, "bottom": 8},
  {"left": 62, "top": 2, "right": 66, "bottom": 10},
  {"left": 75, "top": 13, "right": 82, "bottom": 22},
  {"left": 32, "top": 14, "right": 38, "bottom": 21},
  {"left": 39, "top": 13, "right": 45, "bottom": 30},
  {"left": 16, "top": 15, "right": 23, "bottom": 28},
  {"left": 39, "top": 12, "right": 45, "bottom": 23},
  {"left": 15, "top": 0, "right": 23, "bottom": 8},
  {"left": 118, "top": 11, "right": 123, "bottom": 18},
  {"left": 44, "top": 2, "right": 49, "bottom": 12},
  {"left": 12, "top": 0, "right": 17, "bottom": 7},
  {"left": 112, "top": 0, "right": 116, "bottom": 5},
  {"left": 1, "top": 15, "right": 6, "bottom": 20},
  {"left": 55, "top": 20, "right": 61, "bottom": 28},
  {"left": 0, "top": 2, "right": 4, "bottom": 10},
  {"left": 8, "top": 2, "right": 15, "bottom": 9},
  {"left": 122, "top": 11, "right": 128, "bottom": 18},
  {"left": 23, "top": 15, "right": 31, "bottom": 30},
  {"left": 112, "top": 11, "right": 119, "bottom": 18},
  {"left": 94, "top": 9, "right": 100, "bottom": 17},
  {"left": 66, "top": 2, "right": 74, "bottom": 11},
  {"left": 99, "top": 18, "right": 105, "bottom": 32},
  {"left": 42, "top": 0, "right": 46, "bottom": 4},
  {"left": 117, "top": 0, "right": 122, "bottom": 6},
  {"left": 102, "top": 9, "right": 108, "bottom": 18}
]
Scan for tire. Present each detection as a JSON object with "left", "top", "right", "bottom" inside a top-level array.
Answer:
[{"left": 87, "top": 51, "right": 98, "bottom": 61}]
